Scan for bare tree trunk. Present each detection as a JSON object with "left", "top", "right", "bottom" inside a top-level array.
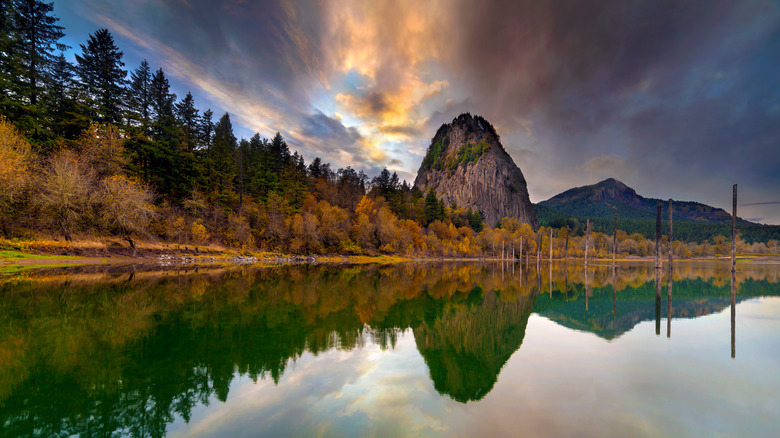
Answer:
[
  {"left": 585, "top": 219, "right": 591, "bottom": 267},
  {"left": 564, "top": 227, "right": 569, "bottom": 262},
  {"left": 612, "top": 213, "right": 617, "bottom": 269},
  {"left": 549, "top": 228, "right": 553, "bottom": 264},
  {"left": 655, "top": 200, "right": 662, "bottom": 270},
  {"left": 732, "top": 184, "right": 737, "bottom": 272},
  {"left": 668, "top": 199, "right": 673, "bottom": 269}
]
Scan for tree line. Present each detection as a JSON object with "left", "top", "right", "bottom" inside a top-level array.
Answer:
[{"left": 1, "top": 1, "right": 776, "bottom": 257}]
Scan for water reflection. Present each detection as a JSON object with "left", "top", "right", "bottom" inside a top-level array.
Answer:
[{"left": 0, "top": 262, "right": 778, "bottom": 437}]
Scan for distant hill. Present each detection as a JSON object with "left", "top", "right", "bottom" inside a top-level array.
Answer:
[
  {"left": 539, "top": 178, "right": 744, "bottom": 224},
  {"left": 535, "top": 178, "right": 780, "bottom": 243}
]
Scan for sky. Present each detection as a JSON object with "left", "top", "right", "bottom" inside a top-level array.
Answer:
[{"left": 53, "top": 0, "right": 780, "bottom": 224}]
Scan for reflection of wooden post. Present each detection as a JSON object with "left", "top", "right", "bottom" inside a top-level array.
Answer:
[
  {"left": 564, "top": 227, "right": 569, "bottom": 262},
  {"left": 668, "top": 199, "right": 673, "bottom": 270},
  {"left": 656, "top": 200, "right": 662, "bottom": 270},
  {"left": 549, "top": 228, "right": 553, "bottom": 263},
  {"left": 731, "top": 270, "right": 736, "bottom": 358},
  {"left": 655, "top": 269, "right": 661, "bottom": 336},
  {"left": 585, "top": 265, "right": 590, "bottom": 311},
  {"left": 667, "top": 270, "right": 672, "bottom": 338},
  {"left": 585, "top": 220, "right": 591, "bottom": 267},
  {"left": 612, "top": 213, "right": 617, "bottom": 269},
  {"left": 732, "top": 184, "right": 737, "bottom": 272},
  {"left": 612, "top": 266, "right": 617, "bottom": 317}
]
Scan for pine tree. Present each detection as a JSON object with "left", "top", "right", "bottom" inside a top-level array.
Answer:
[
  {"left": 199, "top": 108, "right": 214, "bottom": 149},
  {"left": 46, "top": 52, "right": 82, "bottom": 139},
  {"left": 175, "top": 91, "right": 199, "bottom": 151},
  {"left": 75, "top": 28, "right": 126, "bottom": 124},
  {"left": 208, "top": 112, "right": 237, "bottom": 203},
  {"left": 9, "top": 0, "right": 67, "bottom": 106},
  {"left": 149, "top": 68, "right": 174, "bottom": 121},
  {"left": 127, "top": 59, "right": 151, "bottom": 130}
]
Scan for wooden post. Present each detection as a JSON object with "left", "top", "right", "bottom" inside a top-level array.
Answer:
[
  {"left": 564, "top": 227, "right": 569, "bottom": 263},
  {"left": 612, "top": 213, "right": 617, "bottom": 269},
  {"left": 655, "top": 268, "right": 662, "bottom": 336},
  {"left": 536, "top": 230, "right": 542, "bottom": 266},
  {"left": 502, "top": 240, "right": 505, "bottom": 261},
  {"left": 520, "top": 237, "right": 523, "bottom": 263},
  {"left": 549, "top": 228, "right": 553, "bottom": 264},
  {"left": 585, "top": 219, "right": 591, "bottom": 267},
  {"left": 667, "top": 269, "right": 672, "bottom": 338},
  {"left": 732, "top": 184, "right": 737, "bottom": 272},
  {"left": 655, "top": 200, "right": 662, "bottom": 270},
  {"left": 731, "top": 270, "right": 736, "bottom": 358},
  {"left": 668, "top": 198, "right": 673, "bottom": 270}
]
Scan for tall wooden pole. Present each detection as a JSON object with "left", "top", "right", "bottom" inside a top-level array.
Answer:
[
  {"left": 668, "top": 199, "right": 673, "bottom": 270},
  {"left": 564, "top": 227, "right": 569, "bottom": 263},
  {"left": 520, "top": 237, "right": 523, "bottom": 263},
  {"left": 549, "top": 228, "right": 553, "bottom": 263},
  {"left": 536, "top": 230, "right": 542, "bottom": 266},
  {"left": 667, "top": 269, "right": 673, "bottom": 339},
  {"left": 612, "top": 213, "right": 617, "bottom": 269},
  {"left": 655, "top": 200, "right": 662, "bottom": 270},
  {"left": 585, "top": 219, "right": 591, "bottom": 267},
  {"left": 655, "top": 268, "right": 662, "bottom": 336},
  {"left": 731, "top": 270, "right": 736, "bottom": 358},
  {"left": 732, "top": 184, "right": 737, "bottom": 272}
]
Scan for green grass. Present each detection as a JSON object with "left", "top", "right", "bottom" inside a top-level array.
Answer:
[{"left": 0, "top": 249, "right": 75, "bottom": 260}]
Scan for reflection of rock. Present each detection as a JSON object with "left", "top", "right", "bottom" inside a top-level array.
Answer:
[{"left": 413, "top": 289, "right": 536, "bottom": 403}]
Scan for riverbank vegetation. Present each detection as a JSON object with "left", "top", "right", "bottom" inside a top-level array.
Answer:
[{"left": 1, "top": 2, "right": 777, "bottom": 260}]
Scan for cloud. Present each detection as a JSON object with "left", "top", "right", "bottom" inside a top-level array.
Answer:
[{"left": 67, "top": 0, "right": 780, "bottom": 223}]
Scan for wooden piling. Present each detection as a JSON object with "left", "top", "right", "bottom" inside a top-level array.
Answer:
[
  {"left": 655, "top": 200, "right": 662, "bottom": 270},
  {"left": 612, "top": 213, "right": 617, "bottom": 269},
  {"left": 731, "top": 270, "right": 736, "bottom": 358},
  {"left": 667, "top": 270, "right": 672, "bottom": 338},
  {"left": 536, "top": 230, "right": 542, "bottom": 266},
  {"left": 732, "top": 184, "right": 737, "bottom": 272},
  {"left": 585, "top": 219, "right": 591, "bottom": 267},
  {"left": 549, "top": 228, "right": 553, "bottom": 264},
  {"left": 668, "top": 198, "right": 673, "bottom": 269},
  {"left": 564, "top": 227, "right": 569, "bottom": 263}
]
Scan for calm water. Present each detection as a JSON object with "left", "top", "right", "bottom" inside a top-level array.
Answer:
[{"left": 1, "top": 261, "right": 779, "bottom": 437}]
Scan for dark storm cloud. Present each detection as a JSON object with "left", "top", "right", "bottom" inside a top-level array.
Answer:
[
  {"left": 442, "top": 0, "right": 780, "bottom": 221},
  {"left": 60, "top": 0, "right": 780, "bottom": 222}
]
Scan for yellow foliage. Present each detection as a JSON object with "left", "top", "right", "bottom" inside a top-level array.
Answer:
[
  {"left": 0, "top": 116, "right": 33, "bottom": 203},
  {"left": 191, "top": 220, "right": 208, "bottom": 243}
]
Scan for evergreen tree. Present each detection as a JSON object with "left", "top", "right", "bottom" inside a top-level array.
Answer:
[
  {"left": 75, "top": 28, "right": 126, "bottom": 124},
  {"left": 149, "top": 68, "right": 174, "bottom": 121},
  {"left": 208, "top": 112, "right": 237, "bottom": 203},
  {"left": 199, "top": 108, "right": 214, "bottom": 149},
  {"left": 46, "top": 52, "right": 82, "bottom": 139},
  {"left": 175, "top": 91, "right": 199, "bottom": 151},
  {"left": 425, "top": 190, "right": 439, "bottom": 224},
  {"left": 268, "top": 131, "right": 290, "bottom": 173},
  {"left": 127, "top": 59, "right": 151, "bottom": 129},
  {"left": 9, "top": 0, "right": 66, "bottom": 106}
]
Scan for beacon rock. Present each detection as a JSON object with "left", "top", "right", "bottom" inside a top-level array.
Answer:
[{"left": 413, "top": 114, "right": 538, "bottom": 227}]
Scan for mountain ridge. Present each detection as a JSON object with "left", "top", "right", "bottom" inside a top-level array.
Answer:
[{"left": 539, "top": 177, "right": 747, "bottom": 225}]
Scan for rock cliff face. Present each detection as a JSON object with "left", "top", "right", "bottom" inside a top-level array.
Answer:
[{"left": 413, "top": 114, "right": 538, "bottom": 227}]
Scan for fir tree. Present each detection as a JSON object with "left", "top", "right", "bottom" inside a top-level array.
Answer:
[
  {"left": 208, "top": 112, "right": 237, "bottom": 203},
  {"left": 175, "top": 91, "right": 199, "bottom": 151},
  {"left": 75, "top": 28, "right": 126, "bottom": 124},
  {"left": 127, "top": 59, "right": 151, "bottom": 129}
]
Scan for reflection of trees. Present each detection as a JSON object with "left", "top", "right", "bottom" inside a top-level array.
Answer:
[
  {"left": 0, "top": 263, "right": 535, "bottom": 437},
  {"left": 414, "top": 289, "right": 536, "bottom": 403}
]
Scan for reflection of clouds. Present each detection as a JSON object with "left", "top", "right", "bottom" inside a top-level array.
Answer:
[{"left": 168, "top": 334, "right": 454, "bottom": 437}]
